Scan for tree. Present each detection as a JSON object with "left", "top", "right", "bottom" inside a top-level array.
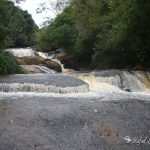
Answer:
[
  {"left": 36, "top": 0, "right": 150, "bottom": 68},
  {"left": 73, "top": 0, "right": 150, "bottom": 67},
  {"left": 36, "top": 5, "right": 77, "bottom": 53},
  {"left": 0, "top": 0, "right": 38, "bottom": 48},
  {"left": 0, "top": 0, "right": 37, "bottom": 74}
]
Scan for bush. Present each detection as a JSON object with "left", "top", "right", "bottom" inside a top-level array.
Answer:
[{"left": 0, "top": 50, "right": 23, "bottom": 74}]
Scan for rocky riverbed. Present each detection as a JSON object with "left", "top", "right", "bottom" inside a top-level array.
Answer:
[
  {"left": 1, "top": 48, "right": 150, "bottom": 150},
  {"left": 1, "top": 95, "right": 150, "bottom": 150}
]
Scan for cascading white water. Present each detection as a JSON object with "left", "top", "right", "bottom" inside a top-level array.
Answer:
[
  {"left": 6, "top": 48, "right": 70, "bottom": 73},
  {"left": 0, "top": 74, "right": 89, "bottom": 93},
  {"left": 50, "top": 58, "right": 66, "bottom": 72},
  {"left": 21, "top": 65, "right": 56, "bottom": 74},
  {"left": 36, "top": 52, "right": 49, "bottom": 59},
  {"left": 6, "top": 48, "right": 36, "bottom": 57},
  {"left": 36, "top": 51, "right": 66, "bottom": 72},
  {"left": 69, "top": 70, "right": 150, "bottom": 92},
  {"left": 5, "top": 48, "right": 63, "bottom": 73},
  {"left": 120, "top": 71, "right": 146, "bottom": 91},
  {"left": 5, "top": 48, "right": 150, "bottom": 93}
]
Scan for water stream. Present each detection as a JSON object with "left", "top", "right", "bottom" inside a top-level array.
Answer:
[
  {"left": 69, "top": 70, "right": 150, "bottom": 92},
  {"left": 6, "top": 48, "right": 36, "bottom": 57},
  {"left": 4, "top": 48, "right": 150, "bottom": 95}
]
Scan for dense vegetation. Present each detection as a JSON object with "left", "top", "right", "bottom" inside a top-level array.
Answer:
[
  {"left": 36, "top": 0, "right": 150, "bottom": 69},
  {"left": 0, "top": 51, "right": 23, "bottom": 74},
  {"left": 0, "top": 0, "right": 37, "bottom": 48},
  {"left": 36, "top": 5, "right": 77, "bottom": 53},
  {"left": 0, "top": 0, "right": 37, "bottom": 74}
]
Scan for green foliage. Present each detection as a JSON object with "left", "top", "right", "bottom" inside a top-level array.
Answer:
[
  {"left": 36, "top": 0, "right": 150, "bottom": 68},
  {"left": 73, "top": 0, "right": 150, "bottom": 67},
  {"left": 36, "top": 5, "right": 77, "bottom": 53},
  {"left": 35, "top": 27, "right": 52, "bottom": 51},
  {"left": 0, "top": 50, "right": 23, "bottom": 74},
  {"left": 0, "top": 0, "right": 37, "bottom": 49},
  {"left": 0, "top": 0, "right": 37, "bottom": 74}
]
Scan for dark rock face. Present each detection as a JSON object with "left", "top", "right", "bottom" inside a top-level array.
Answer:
[
  {"left": 0, "top": 97, "right": 150, "bottom": 150},
  {"left": 53, "top": 51, "right": 81, "bottom": 71},
  {"left": 45, "top": 60, "right": 62, "bottom": 72},
  {"left": 17, "top": 56, "right": 62, "bottom": 72}
]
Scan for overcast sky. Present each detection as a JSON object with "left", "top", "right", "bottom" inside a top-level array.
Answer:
[{"left": 17, "top": 0, "right": 56, "bottom": 27}]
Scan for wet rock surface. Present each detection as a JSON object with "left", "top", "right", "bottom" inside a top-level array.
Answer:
[
  {"left": 21, "top": 65, "right": 56, "bottom": 74},
  {"left": 17, "top": 56, "right": 45, "bottom": 65},
  {"left": 17, "top": 56, "right": 62, "bottom": 72},
  {"left": 46, "top": 60, "right": 62, "bottom": 72},
  {"left": 0, "top": 97, "right": 150, "bottom": 150},
  {"left": 0, "top": 74, "right": 86, "bottom": 87},
  {"left": 0, "top": 74, "right": 89, "bottom": 93}
]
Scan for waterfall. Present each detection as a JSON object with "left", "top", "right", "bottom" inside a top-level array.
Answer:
[
  {"left": 36, "top": 51, "right": 66, "bottom": 72},
  {"left": 50, "top": 58, "right": 65, "bottom": 72},
  {"left": 21, "top": 65, "right": 56, "bottom": 74},
  {"left": 50, "top": 58, "right": 75, "bottom": 73},
  {"left": 5, "top": 48, "right": 150, "bottom": 93},
  {"left": 6, "top": 48, "right": 36, "bottom": 57},
  {"left": 6, "top": 48, "right": 70, "bottom": 73},
  {"left": 69, "top": 70, "right": 150, "bottom": 92},
  {"left": 36, "top": 52, "right": 49, "bottom": 59},
  {"left": 0, "top": 74, "right": 89, "bottom": 93}
]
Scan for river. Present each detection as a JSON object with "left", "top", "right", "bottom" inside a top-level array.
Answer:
[{"left": 1, "top": 48, "right": 150, "bottom": 150}]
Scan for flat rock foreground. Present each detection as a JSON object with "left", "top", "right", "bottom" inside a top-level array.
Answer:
[
  {"left": 0, "top": 74, "right": 150, "bottom": 150},
  {"left": 0, "top": 74, "right": 89, "bottom": 94},
  {"left": 0, "top": 95, "right": 150, "bottom": 150}
]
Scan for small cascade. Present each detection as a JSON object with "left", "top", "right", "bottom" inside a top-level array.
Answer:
[
  {"left": 138, "top": 71, "right": 150, "bottom": 88},
  {"left": 0, "top": 74, "right": 89, "bottom": 93},
  {"left": 36, "top": 52, "right": 49, "bottom": 59},
  {"left": 74, "top": 74, "right": 121, "bottom": 92},
  {"left": 6, "top": 48, "right": 73, "bottom": 73},
  {"left": 70, "top": 70, "right": 150, "bottom": 92},
  {"left": 36, "top": 51, "right": 67, "bottom": 73},
  {"left": 5, "top": 48, "right": 150, "bottom": 93},
  {"left": 21, "top": 65, "right": 56, "bottom": 74},
  {"left": 6, "top": 48, "right": 36, "bottom": 57},
  {"left": 50, "top": 58, "right": 75, "bottom": 73},
  {"left": 50, "top": 58, "right": 66, "bottom": 72},
  {"left": 120, "top": 71, "right": 147, "bottom": 92}
]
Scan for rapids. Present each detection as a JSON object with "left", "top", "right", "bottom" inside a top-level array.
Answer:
[
  {"left": 4, "top": 47, "right": 150, "bottom": 95},
  {"left": 6, "top": 47, "right": 36, "bottom": 57},
  {"left": 69, "top": 70, "right": 150, "bottom": 92},
  {"left": 21, "top": 65, "right": 56, "bottom": 74},
  {"left": 2, "top": 48, "right": 150, "bottom": 150}
]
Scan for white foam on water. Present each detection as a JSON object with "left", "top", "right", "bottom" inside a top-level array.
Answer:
[
  {"left": 36, "top": 51, "right": 66, "bottom": 72},
  {"left": 3, "top": 48, "right": 150, "bottom": 100},
  {"left": 21, "top": 65, "right": 56, "bottom": 74},
  {"left": 36, "top": 52, "right": 49, "bottom": 59},
  {"left": 1, "top": 91, "right": 150, "bottom": 102},
  {"left": 71, "top": 71, "right": 150, "bottom": 93},
  {"left": 0, "top": 91, "right": 101, "bottom": 99},
  {"left": 51, "top": 58, "right": 66, "bottom": 72},
  {"left": 6, "top": 48, "right": 36, "bottom": 57},
  {"left": 76, "top": 75, "right": 122, "bottom": 92}
]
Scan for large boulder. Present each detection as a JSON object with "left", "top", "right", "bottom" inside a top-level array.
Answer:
[
  {"left": 17, "top": 56, "right": 45, "bottom": 65},
  {"left": 17, "top": 56, "right": 62, "bottom": 72},
  {"left": 46, "top": 60, "right": 62, "bottom": 72}
]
